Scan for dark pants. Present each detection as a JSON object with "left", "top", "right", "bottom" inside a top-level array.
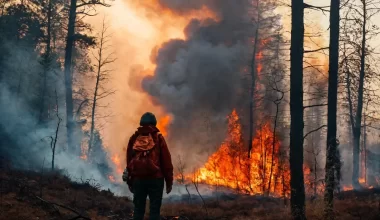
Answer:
[{"left": 132, "top": 178, "right": 164, "bottom": 220}]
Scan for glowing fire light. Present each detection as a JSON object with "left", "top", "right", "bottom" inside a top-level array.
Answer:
[
  {"left": 111, "top": 154, "right": 124, "bottom": 174},
  {"left": 343, "top": 185, "right": 354, "bottom": 191},
  {"left": 191, "top": 109, "right": 289, "bottom": 196},
  {"left": 80, "top": 154, "right": 87, "bottom": 160},
  {"left": 157, "top": 115, "right": 172, "bottom": 137}
]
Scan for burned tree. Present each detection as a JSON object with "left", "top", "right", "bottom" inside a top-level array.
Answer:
[
  {"left": 88, "top": 18, "right": 115, "bottom": 154},
  {"left": 290, "top": 0, "right": 306, "bottom": 219},
  {"left": 324, "top": 0, "right": 340, "bottom": 219}
]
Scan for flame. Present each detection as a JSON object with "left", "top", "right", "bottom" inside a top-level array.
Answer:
[
  {"left": 111, "top": 154, "right": 124, "bottom": 174},
  {"left": 343, "top": 185, "right": 354, "bottom": 191},
  {"left": 157, "top": 115, "right": 172, "bottom": 137},
  {"left": 190, "top": 109, "right": 289, "bottom": 195},
  {"left": 359, "top": 177, "right": 366, "bottom": 184}
]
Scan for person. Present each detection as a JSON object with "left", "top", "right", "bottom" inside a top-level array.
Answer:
[{"left": 123, "top": 112, "right": 173, "bottom": 220}]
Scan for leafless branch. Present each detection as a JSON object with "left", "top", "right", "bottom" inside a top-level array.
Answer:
[{"left": 304, "top": 125, "right": 327, "bottom": 140}]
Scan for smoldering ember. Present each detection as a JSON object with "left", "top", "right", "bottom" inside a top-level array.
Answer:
[{"left": 1, "top": 0, "right": 380, "bottom": 219}]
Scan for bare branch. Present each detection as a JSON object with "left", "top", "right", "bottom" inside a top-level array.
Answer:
[{"left": 304, "top": 125, "right": 327, "bottom": 140}]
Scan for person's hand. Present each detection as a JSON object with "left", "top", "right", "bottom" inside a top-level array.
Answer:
[{"left": 166, "top": 184, "right": 172, "bottom": 194}]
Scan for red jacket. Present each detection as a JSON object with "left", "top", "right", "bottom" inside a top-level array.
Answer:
[{"left": 126, "top": 126, "right": 173, "bottom": 187}]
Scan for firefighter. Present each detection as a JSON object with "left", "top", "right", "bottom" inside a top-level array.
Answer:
[{"left": 123, "top": 112, "right": 173, "bottom": 220}]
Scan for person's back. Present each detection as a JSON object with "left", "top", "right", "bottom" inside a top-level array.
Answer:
[{"left": 123, "top": 112, "right": 173, "bottom": 220}]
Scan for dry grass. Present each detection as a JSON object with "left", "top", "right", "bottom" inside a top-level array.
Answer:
[
  {"left": 1, "top": 168, "right": 379, "bottom": 220},
  {"left": 161, "top": 190, "right": 380, "bottom": 220},
  {"left": 0, "top": 169, "right": 132, "bottom": 220}
]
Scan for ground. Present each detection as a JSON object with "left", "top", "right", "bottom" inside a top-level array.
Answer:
[{"left": 1, "top": 168, "right": 379, "bottom": 220}]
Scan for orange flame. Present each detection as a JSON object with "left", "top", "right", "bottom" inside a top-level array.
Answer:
[
  {"left": 111, "top": 154, "right": 124, "bottom": 174},
  {"left": 157, "top": 115, "right": 172, "bottom": 137},
  {"left": 191, "top": 109, "right": 289, "bottom": 195}
]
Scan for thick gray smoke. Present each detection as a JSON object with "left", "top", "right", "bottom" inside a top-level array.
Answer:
[
  {"left": 0, "top": 42, "right": 128, "bottom": 195},
  {"left": 141, "top": 0, "right": 253, "bottom": 163}
]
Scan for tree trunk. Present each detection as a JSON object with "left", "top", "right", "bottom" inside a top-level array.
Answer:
[
  {"left": 352, "top": 0, "right": 367, "bottom": 189},
  {"left": 64, "top": 0, "right": 77, "bottom": 153},
  {"left": 324, "top": 0, "right": 340, "bottom": 219},
  {"left": 88, "top": 39, "right": 103, "bottom": 154},
  {"left": 267, "top": 99, "right": 279, "bottom": 195},
  {"left": 290, "top": 0, "right": 306, "bottom": 219},
  {"left": 249, "top": 1, "right": 260, "bottom": 158},
  {"left": 39, "top": 0, "right": 53, "bottom": 123}
]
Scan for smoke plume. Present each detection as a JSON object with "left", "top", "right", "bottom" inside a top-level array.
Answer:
[{"left": 141, "top": 0, "right": 253, "bottom": 165}]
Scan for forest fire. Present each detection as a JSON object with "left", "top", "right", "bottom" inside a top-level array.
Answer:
[
  {"left": 190, "top": 109, "right": 290, "bottom": 196},
  {"left": 111, "top": 154, "right": 124, "bottom": 174},
  {"left": 157, "top": 115, "right": 171, "bottom": 137}
]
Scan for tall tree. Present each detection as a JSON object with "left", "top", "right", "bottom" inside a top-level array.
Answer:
[
  {"left": 290, "top": 0, "right": 306, "bottom": 219},
  {"left": 63, "top": 0, "right": 78, "bottom": 153},
  {"left": 352, "top": 0, "right": 367, "bottom": 188},
  {"left": 63, "top": 0, "right": 110, "bottom": 153},
  {"left": 324, "top": 0, "right": 340, "bottom": 219},
  {"left": 340, "top": 0, "right": 380, "bottom": 188},
  {"left": 248, "top": 0, "right": 259, "bottom": 158}
]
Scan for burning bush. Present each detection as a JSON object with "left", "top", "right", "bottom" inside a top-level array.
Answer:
[{"left": 189, "top": 109, "right": 290, "bottom": 196}]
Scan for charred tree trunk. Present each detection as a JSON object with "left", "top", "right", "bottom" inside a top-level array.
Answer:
[
  {"left": 64, "top": 0, "right": 77, "bottom": 153},
  {"left": 51, "top": 90, "right": 61, "bottom": 170},
  {"left": 290, "top": 0, "right": 306, "bottom": 219},
  {"left": 324, "top": 0, "right": 340, "bottom": 219},
  {"left": 352, "top": 0, "right": 367, "bottom": 189},
  {"left": 249, "top": 1, "right": 260, "bottom": 158}
]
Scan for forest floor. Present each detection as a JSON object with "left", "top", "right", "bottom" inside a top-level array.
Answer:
[{"left": 1, "top": 168, "right": 380, "bottom": 220}]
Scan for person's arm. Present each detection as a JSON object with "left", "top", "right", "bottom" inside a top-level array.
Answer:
[
  {"left": 126, "top": 134, "right": 135, "bottom": 168},
  {"left": 125, "top": 133, "right": 136, "bottom": 188},
  {"left": 159, "top": 135, "right": 174, "bottom": 188}
]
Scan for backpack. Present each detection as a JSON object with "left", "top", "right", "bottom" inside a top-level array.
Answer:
[{"left": 127, "top": 132, "right": 162, "bottom": 177}]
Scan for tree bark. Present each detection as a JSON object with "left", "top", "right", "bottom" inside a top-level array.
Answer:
[
  {"left": 324, "top": 0, "right": 340, "bottom": 219},
  {"left": 290, "top": 0, "right": 306, "bottom": 219},
  {"left": 64, "top": 0, "right": 77, "bottom": 153},
  {"left": 352, "top": 0, "right": 367, "bottom": 189}
]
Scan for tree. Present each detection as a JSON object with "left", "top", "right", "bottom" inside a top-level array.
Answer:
[
  {"left": 248, "top": 0, "right": 283, "bottom": 158},
  {"left": 290, "top": 0, "right": 306, "bottom": 219},
  {"left": 324, "top": 0, "right": 340, "bottom": 219},
  {"left": 340, "top": 0, "right": 380, "bottom": 188},
  {"left": 63, "top": 0, "right": 111, "bottom": 153},
  {"left": 50, "top": 90, "right": 62, "bottom": 170},
  {"left": 35, "top": 0, "right": 66, "bottom": 123},
  {"left": 88, "top": 18, "right": 115, "bottom": 154}
]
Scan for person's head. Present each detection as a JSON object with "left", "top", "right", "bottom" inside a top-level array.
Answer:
[{"left": 140, "top": 112, "right": 157, "bottom": 126}]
